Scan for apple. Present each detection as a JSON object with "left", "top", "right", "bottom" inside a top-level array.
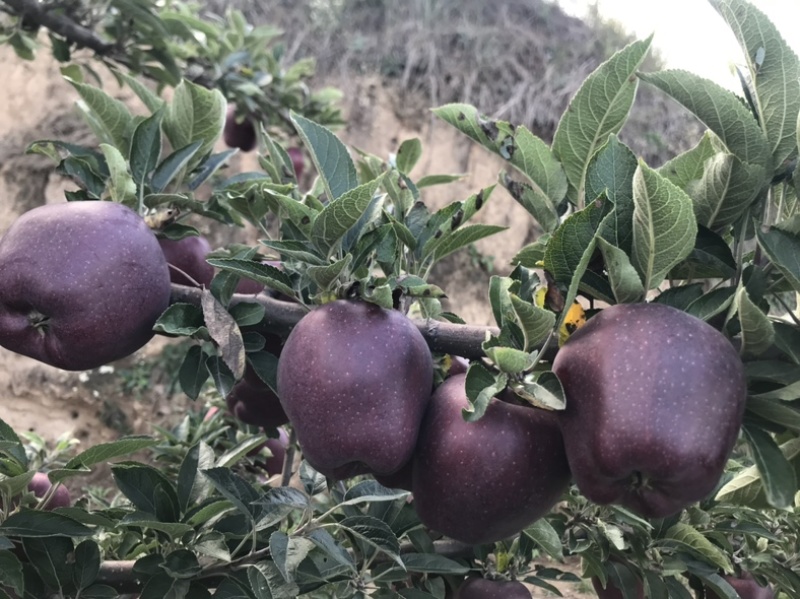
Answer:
[
  {"left": 276, "top": 299, "right": 433, "bottom": 480},
  {"left": 263, "top": 427, "right": 290, "bottom": 477},
  {"left": 454, "top": 577, "right": 531, "bottom": 598},
  {"left": 552, "top": 302, "right": 747, "bottom": 518},
  {"left": 226, "top": 363, "right": 289, "bottom": 430},
  {"left": 0, "top": 201, "right": 172, "bottom": 370},
  {"left": 592, "top": 575, "right": 645, "bottom": 599},
  {"left": 223, "top": 104, "right": 257, "bottom": 152},
  {"left": 158, "top": 235, "right": 215, "bottom": 287},
  {"left": 411, "top": 374, "right": 571, "bottom": 545},
  {"left": 28, "top": 472, "right": 71, "bottom": 510},
  {"left": 706, "top": 573, "right": 774, "bottom": 599},
  {"left": 374, "top": 459, "right": 414, "bottom": 492},
  {"left": 286, "top": 147, "right": 304, "bottom": 180}
]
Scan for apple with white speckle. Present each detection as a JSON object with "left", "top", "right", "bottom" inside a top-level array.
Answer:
[{"left": 552, "top": 302, "right": 746, "bottom": 518}]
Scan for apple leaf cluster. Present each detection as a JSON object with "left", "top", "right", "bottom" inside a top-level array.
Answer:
[{"left": 0, "top": 0, "right": 799, "bottom": 597}]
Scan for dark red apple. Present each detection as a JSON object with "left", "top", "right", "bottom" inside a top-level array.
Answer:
[
  {"left": 592, "top": 575, "right": 645, "bottom": 599},
  {"left": 706, "top": 573, "right": 774, "bottom": 599},
  {"left": 374, "top": 459, "right": 414, "bottom": 492},
  {"left": 412, "top": 374, "right": 571, "bottom": 545},
  {"left": 0, "top": 201, "right": 171, "bottom": 370},
  {"left": 226, "top": 362, "right": 289, "bottom": 430},
  {"left": 263, "top": 427, "right": 290, "bottom": 477},
  {"left": 286, "top": 147, "right": 304, "bottom": 180},
  {"left": 455, "top": 577, "right": 531, "bottom": 598},
  {"left": 552, "top": 302, "right": 747, "bottom": 518},
  {"left": 277, "top": 300, "right": 433, "bottom": 480},
  {"left": 223, "top": 104, "right": 257, "bottom": 152},
  {"left": 28, "top": 472, "right": 71, "bottom": 510},
  {"left": 158, "top": 235, "right": 214, "bottom": 287}
]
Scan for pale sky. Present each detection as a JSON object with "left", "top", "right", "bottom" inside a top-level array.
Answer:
[{"left": 556, "top": 0, "right": 800, "bottom": 90}]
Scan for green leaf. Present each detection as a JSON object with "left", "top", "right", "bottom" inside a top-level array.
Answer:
[
  {"left": 0, "top": 510, "right": 92, "bottom": 537},
  {"left": 163, "top": 80, "right": 226, "bottom": 169},
  {"left": 512, "top": 236, "right": 550, "bottom": 268},
  {"left": 99, "top": 144, "right": 137, "bottom": 207},
  {"left": 510, "top": 294, "right": 555, "bottom": 351},
  {"left": 22, "top": 536, "right": 73, "bottom": 589},
  {"left": 716, "top": 438, "right": 800, "bottom": 508},
  {"left": 686, "top": 287, "right": 736, "bottom": 322},
  {"left": 432, "top": 104, "right": 567, "bottom": 204},
  {"left": 112, "top": 462, "right": 180, "bottom": 522},
  {"left": 338, "top": 516, "right": 403, "bottom": 567},
  {"left": 178, "top": 346, "right": 210, "bottom": 400},
  {"left": 501, "top": 175, "right": 559, "bottom": 233},
  {"left": 416, "top": 173, "right": 465, "bottom": 188},
  {"left": 66, "top": 78, "right": 134, "bottom": 153},
  {"left": 306, "top": 254, "right": 352, "bottom": 290},
  {"left": 742, "top": 425, "right": 798, "bottom": 509},
  {"left": 423, "top": 224, "right": 507, "bottom": 262},
  {"left": 0, "top": 550, "right": 23, "bottom": 596},
  {"left": 631, "top": 160, "right": 697, "bottom": 290},
  {"left": 254, "top": 487, "right": 311, "bottom": 530},
  {"left": 511, "top": 371, "right": 567, "bottom": 411},
  {"left": 544, "top": 198, "right": 608, "bottom": 287},
  {"left": 291, "top": 112, "right": 358, "bottom": 201},
  {"left": 47, "top": 436, "right": 157, "bottom": 482},
  {"left": 115, "top": 70, "right": 164, "bottom": 114},
  {"left": 463, "top": 363, "right": 508, "bottom": 422},
  {"left": 596, "top": 237, "right": 644, "bottom": 304},
  {"left": 589, "top": 134, "right": 638, "bottom": 254},
  {"left": 659, "top": 130, "right": 723, "bottom": 189},
  {"left": 202, "top": 467, "right": 262, "bottom": 520},
  {"left": 311, "top": 176, "right": 383, "bottom": 255},
  {"left": 401, "top": 553, "right": 470, "bottom": 575},
  {"left": 150, "top": 141, "right": 203, "bottom": 193},
  {"left": 396, "top": 139, "right": 422, "bottom": 174},
  {"left": 130, "top": 109, "right": 163, "bottom": 189},
  {"left": 552, "top": 35, "right": 653, "bottom": 205},
  {"left": 756, "top": 227, "right": 800, "bottom": 294},
  {"left": 270, "top": 532, "right": 315, "bottom": 584},
  {"left": 228, "top": 302, "right": 265, "bottom": 327},
  {"left": 177, "top": 442, "right": 215, "bottom": 511},
  {"left": 72, "top": 540, "right": 101, "bottom": 590},
  {"left": 711, "top": 0, "right": 800, "bottom": 172},
  {"left": 523, "top": 519, "right": 564, "bottom": 562},
  {"left": 664, "top": 523, "right": 733, "bottom": 574},
  {"left": 670, "top": 225, "right": 737, "bottom": 280},
  {"left": 639, "top": 70, "right": 770, "bottom": 171},
  {"left": 188, "top": 149, "right": 237, "bottom": 190},
  {"left": 736, "top": 286, "right": 775, "bottom": 356},
  {"left": 484, "top": 346, "right": 535, "bottom": 374},
  {"left": 206, "top": 259, "right": 295, "bottom": 299}
]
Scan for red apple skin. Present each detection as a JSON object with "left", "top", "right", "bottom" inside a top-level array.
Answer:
[
  {"left": 226, "top": 365, "right": 289, "bottom": 430},
  {"left": 223, "top": 104, "right": 257, "bottom": 152},
  {"left": 158, "top": 235, "right": 215, "bottom": 287},
  {"left": 374, "top": 459, "right": 414, "bottom": 492},
  {"left": 552, "top": 302, "right": 747, "bottom": 518},
  {"left": 277, "top": 300, "right": 433, "bottom": 480},
  {"left": 706, "top": 573, "right": 775, "bottom": 599},
  {"left": 286, "top": 147, "right": 304, "bottom": 180},
  {"left": 28, "top": 472, "right": 71, "bottom": 510},
  {"left": 412, "top": 374, "right": 571, "bottom": 545},
  {"left": 0, "top": 201, "right": 171, "bottom": 371},
  {"left": 455, "top": 577, "right": 531, "bottom": 599},
  {"left": 591, "top": 576, "right": 645, "bottom": 599}
]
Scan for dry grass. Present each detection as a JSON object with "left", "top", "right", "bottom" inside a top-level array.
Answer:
[{"left": 208, "top": 0, "right": 704, "bottom": 165}]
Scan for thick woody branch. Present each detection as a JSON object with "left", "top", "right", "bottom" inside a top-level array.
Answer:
[
  {"left": 1, "top": 0, "right": 114, "bottom": 54},
  {"left": 169, "top": 284, "right": 500, "bottom": 360}
]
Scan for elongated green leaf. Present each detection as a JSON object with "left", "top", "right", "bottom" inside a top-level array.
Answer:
[
  {"left": 432, "top": 104, "right": 567, "bottom": 204},
  {"left": 589, "top": 135, "right": 638, "bottom": 254},
  {"left": 742, "top": 425, "right": 798, "bottom": 509},
  {"left": 670, "top": 225, "right": 737, "bottom": 280},
  {"left": 464, "top": 363, "right": 508, "bottom": 422},
  {"left": 747, "top": 397, "right": 800, "bottom": 434},
  {"left": 639, "top": 70, "right": 770, "bottom": 171},
  {"left": 710, "top": 0, "right": 800, "bottom": 172},
  {"left": 163, "top": 80, "right": 226, "bottom": 168},
  {"left": 150, "top": 141, "right": 203, "bottom": 193},
  {"left": 99, "top": 144, "right": 137, "bottom": 207},
  {"left": 716, "top": 438, "right": 800, "bottom": 508},
  {"left": 502, "top": 175, "right": 559, "bottom": 233},
  {"left": 66, "top": 78, "right": 134, "bottom": 153},
  {"left": 291, "top": 112, "right": 358, "bottom": 201},
  {"left": 661, "top": 130, "right": 724, "bottom": 187},
  {"left": 664, "top": 523, "right": 732, "bottom": 573},
  {"left": 338, "top": 516, "right": 402, "bottom": 567},
  {"left": 631, "top": 161, "right": 697, "bottom": 290},
  {"left": 596, "top": 237, "right": 644, "bottom": 303},
  {"left": 424, "top": 224, "right": 507, "bottom": 262},
  {"left": 306, "top": 255, "right": 352, "bottom": 290},
  {"left": 116, "top": 70, "right": 164, "bottom": 114},
  {"left": 55, "top": 436, "right": 156, "bottom": 475},
  {"left": 130, "top": 109, "right": 163, "bottom": 188},
  {"left": 0, "top": 511, "right": 92, "bottom": 537},
  {"left": 396, "top": 138, "right": 422, "bottom": 174},
  {"left": 544, "top": 198, "right": 609, "bottom": 286},
  {"left": 552, "top": 35, "right": 653, "bottom": 205},
  {"left": 737, "top": 286, "right": 775, "bottom": 356},
  {"left": 523, "top": 519, "right": 564, "bottom": 562},
  {"left": 510, "top": 294, "right": 555, "bottom": 351},
  {"left": 401, "top": 553, "right": 470, "bottom": 575},
  {"left": 311, "top": 177, "right": 383, "bottom": 255},
  {"left": 756, "top": 227, "right": 800, "bottom": 293},
  {"left": 206, "top": 259, "right": 295, "bottom": 299}
]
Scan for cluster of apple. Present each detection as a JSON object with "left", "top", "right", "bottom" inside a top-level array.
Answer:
[{"left": 0, "top": 200, "right": 766, "bottom": 597}]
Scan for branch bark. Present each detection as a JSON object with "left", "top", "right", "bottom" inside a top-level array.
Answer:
[
  {"left": 169, "top": 284, "right": 500, "bottom": 360},
  {"left": 1, "top": 0, "right": 114, "bottom": 54}
]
